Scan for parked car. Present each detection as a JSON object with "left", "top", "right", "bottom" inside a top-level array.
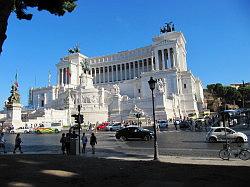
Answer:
[
  {"left": 10, "top": 126, "right": 30, "bottom": 134},
  {"left": 34, "top": 127, "right": 57, "bottom": 134},
  {"left": 206, "top": 127, "right": 248, "bottom": 143},
  {"left": 157, "top": 120, "right": 168, "bottom": 128},
  {"left": 97, "top": 122, "right": 110, "bottom": 130},
  {"left": 115, "top": 126, "right": 154, "bottom": 141},
  {"left": 179, "top": 121, "right": 191, "bottom": 130},
  {"left": 105, "top": 123, "right": 123, "bottom": 131}
]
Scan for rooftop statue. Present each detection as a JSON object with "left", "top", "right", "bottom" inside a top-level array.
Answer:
[
  {"left": 7, "top": 83, "right": 20, "bottom": 104},
  {"left": 160, "top": 21, "right": 175, "bottom": 34},
  {"left": 68, "top": 44, "right": 80, "bottom": 54}
]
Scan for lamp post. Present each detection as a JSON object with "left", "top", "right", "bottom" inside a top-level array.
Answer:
[{"left": 148, "top": 77, "right": 159, "bottom": 160}]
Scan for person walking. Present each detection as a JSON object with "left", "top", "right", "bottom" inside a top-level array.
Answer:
[
  {"left": 0, "top": 132, "right": 7, "bottom": 153},
  {"left": 174, "top": 120, "right": 177, "bottom": 130},
  {"left": 13, "top": 133, "right": 23, "bottom": 154},
  {"left": 60, "top": 133, "right": 66, "bottom": 155},
  {"left": 90, "top": 133, "right": 97, "bottom": 154},
  {"left": 65, "top": 133, "right": 71, "bottom": 155},
  {"left": 81, "top": 133, "right": 88, "bottom": 154}
]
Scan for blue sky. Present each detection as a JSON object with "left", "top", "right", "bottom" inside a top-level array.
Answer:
[{"left": 0, "top": 0, "right": 249, "bottom": 108}]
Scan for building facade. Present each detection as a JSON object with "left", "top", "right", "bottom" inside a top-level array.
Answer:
[{"left": 27, "top": 29, "right": 204, "bottom": 125}]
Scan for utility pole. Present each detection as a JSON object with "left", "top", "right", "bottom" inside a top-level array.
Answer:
[
  {"left": 77, "top": 105, "right": 81, "bottom": 154},
  {"left": 242, "top": 80, "right": 245, "bottom": 108}
]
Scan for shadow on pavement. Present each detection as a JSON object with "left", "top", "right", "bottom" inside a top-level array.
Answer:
[{"left": 0, "top": 154, "right": 250, "bottom": 186}]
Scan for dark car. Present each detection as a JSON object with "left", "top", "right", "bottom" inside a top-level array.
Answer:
[
  {"left": 179, "top": 121, "right": 191, "bottom": 130},
  {"left": 115, "top": 126, "right": 154, "bottom": 141}
]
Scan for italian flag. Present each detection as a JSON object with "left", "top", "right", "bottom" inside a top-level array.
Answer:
[{"left": 66, "top": 66, "right": 71, "bottom": 77}]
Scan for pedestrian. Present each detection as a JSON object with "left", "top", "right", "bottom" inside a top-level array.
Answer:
[
  {"left": 174, "top": 120, "right": 177, "bottom": 130},
  {"left": 13, "top": 133, "right": 23, "bottom": 154},
  {"left": 65, "top": 133, "right": 71, "bottom": 155},
  {"left": 71, "top": 130, "right": 78, "bottom": 139},
  {"left": 0, "top": 132, "right": 7, "bottom": 153},
  {"left": 60, "top": 133, "right": 66, "bottom": 155},
  {"left": 81, "top": 133, "right": 88, "bottom": 154},
  {"left": 90, "top": 133, "right": 97, "bottom": 154}
]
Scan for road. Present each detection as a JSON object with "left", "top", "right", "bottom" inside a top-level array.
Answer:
[{"left": 1, "top": 126, "right": 250, "bottom": 158}]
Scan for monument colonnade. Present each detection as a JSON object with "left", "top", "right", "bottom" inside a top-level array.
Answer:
[{"left": 90, "top": 47, "right": 177, "bottom": 84}]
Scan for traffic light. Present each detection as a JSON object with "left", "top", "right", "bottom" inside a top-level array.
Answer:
[
  {"left": 71, "top": 114, "right": 78, "bottom": 124},
  {"left": 71, "top": 114, "right": 84, "bottom": 124},
  {"left": 79, "top": 114, "right": 84, "bottom": 124}
]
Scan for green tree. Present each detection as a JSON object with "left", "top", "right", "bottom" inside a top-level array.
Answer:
[
  {"left": 224, "top": 86, "right": 241, "bottom": 104},
  {"left": 238, "top": 86, "right": 250, "bottom": 107},
  {"left": 207, "top": 83, "right": 225, "bottom": 97},
  {"left": 0, "top": 0, "right": 77, "bottom": 54}
]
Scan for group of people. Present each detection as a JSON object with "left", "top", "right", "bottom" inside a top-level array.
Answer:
[
  {"left": 60, "top": 132, "right": 97, "bottom": 155},
  {"left": 0, "top": 132, "right": 23, "bottom": 154}
]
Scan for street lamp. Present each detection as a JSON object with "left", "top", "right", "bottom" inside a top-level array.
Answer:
[{"left": 148, "top": 77, "right": 159, "bottom": 160}]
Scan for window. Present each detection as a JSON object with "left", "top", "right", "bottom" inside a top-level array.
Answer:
[
  {"left": 41, "top": 100, "right": 44, "bottom": 107},
  {"left": 184, "top": 84, "right": 187, "bottom": 89},
  {"left": 138, "top": 89, "right": 141, "bottom": 93},
  {"left": 214, "top": 129, "right": 222, "bottom": 132}
]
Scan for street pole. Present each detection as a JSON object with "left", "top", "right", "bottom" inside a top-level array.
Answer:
[
  {"left": 78, "top": 105, "right": 81, "bottom": 155},
  {"left": 151, "top": 89, "right": 159, "bottom": 160},
  {"left": 148, "top": 77, "right": 159, "bottom": 161},
  {"left": 137, "top": 115, "right": 140, "bottom": 127},
  {"left": 242, "top": 80, "right": 245, "bottom": 108}
]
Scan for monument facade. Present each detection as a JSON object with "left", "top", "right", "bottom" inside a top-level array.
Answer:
[{"left": 26, "top": 25, "right": 205, "bottom": 125}]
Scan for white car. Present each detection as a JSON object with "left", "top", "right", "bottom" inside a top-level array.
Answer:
[
  {"left": 105, "top": 123, "right": 123, "bottom": 131},
  {"left": 206, "top": 127, "right": 248, "bottom": 143},
  {"left": 10, "top": 126, "right": 30, "bottom": 134},
  {"left": 157, "top": 120, "right": 168, "bottom": 128}
]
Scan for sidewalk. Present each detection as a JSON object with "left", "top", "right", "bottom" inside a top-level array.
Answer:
[
  {"left": 1, "top": 154, "right": 250, "bottom": 187},
  {"left": 84, "top": 151, "right": 250, "bottom": 167}
]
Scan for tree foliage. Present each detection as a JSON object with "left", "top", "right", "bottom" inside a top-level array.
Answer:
[
  {"left": 224, "top": 86, "right": 241, "bottom": 104},
  {"left": 0, "top": 0, "right": 77, "bottom": 54},
  {"left": 207, "top": 83, "right": 225, "bottom": 98},
  {"left": 207, "top": 83, "right": 250, "bottom": 108},
  {"left": 238, "top": 86, "right": 250, "bottom": 101}
]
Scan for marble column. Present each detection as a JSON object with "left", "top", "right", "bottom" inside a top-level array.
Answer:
[
  {"left": 161, "top": 50, "right": 165, "bottom": 70},
  {"left": 37, "top": 94, "right": 40, "bottom": 108},
  {"left": 173, "top": 47, "right": 177, "bottom": 68},
  {"left": 120, "top": 64, "right": 123, "bottom": 80},
  {"left": 116, "top": 65, "right": 118, "bottom": 81},
  {"left": 128, "top": 62, "right": 131, "bottom": 79},
  {"left": 133, "top": 61, "right": 136, "bottom": 78},
  {"left": 125, "top": 63, "right": 127, "bottom": 80},
  {"left": 102, "top": 67, "right": 104, "bottom": 83},
  {"left": 167, "top": 48, "right": 172, "bottom": 68},
  {"left": 151, "top": 51, "right": 155, "bottom": 70},
  {"left": 94, "top": 68, "right": 97, "bottom": 84},
  {"left": 155, "top": 50, "right": 159, "bottom": 70},
  {"left": 98, "top": 68, "right": 101, "bottom": 83}
]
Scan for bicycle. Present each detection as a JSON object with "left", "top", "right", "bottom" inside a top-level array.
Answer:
[{"left": 219, "top": 143, "right": 250, "bottom": 160}]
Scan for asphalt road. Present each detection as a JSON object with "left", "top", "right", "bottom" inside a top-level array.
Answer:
[{"left": 1, "top": 126, "right": 250, "bottom": 158}]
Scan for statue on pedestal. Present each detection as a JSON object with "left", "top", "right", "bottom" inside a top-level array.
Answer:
[
  {"left": 7, "top": 83, "right": 20, "bottom": 104},
  {"left": 160, "top": 21, "right": 175, "bottom": 34},
  {"left": 68, "top": 44, "right": 80, "bottom": 54}
]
